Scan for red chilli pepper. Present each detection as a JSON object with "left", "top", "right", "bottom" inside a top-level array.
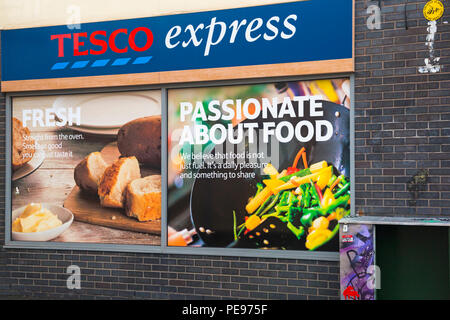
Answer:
[
  {"left": 244, "top": 216, "right": 249, "bottom": 235},
  {"left": 286, "top": 167, "right": 300, "bottom": 175},
  {"left": 314, "top": 183, "right": 323, "bottom": 202}
]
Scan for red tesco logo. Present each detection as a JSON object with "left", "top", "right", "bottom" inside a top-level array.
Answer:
[{"left": 50, "top": 27, "right": 154, "bottom": 57}]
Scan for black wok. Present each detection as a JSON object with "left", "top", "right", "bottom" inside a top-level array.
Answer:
[{"left": 189, "top": 100, "right": 350, "bottom": 250}]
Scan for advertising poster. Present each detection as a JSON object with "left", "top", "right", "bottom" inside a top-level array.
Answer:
[
  {"left": 11, "top": 91, "right": 162, "bottom": 245},
  {"left": 168, "top": 79, "right": 351, "bottom": 251}
]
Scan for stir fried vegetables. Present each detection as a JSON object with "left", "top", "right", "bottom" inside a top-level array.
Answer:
[{"left": 235, "top": 148, "right": 351, "bottom": 250}]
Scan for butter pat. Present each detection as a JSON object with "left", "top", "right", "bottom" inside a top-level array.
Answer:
[{"left": 12, "top": 203, "right": 62, "bottom": 233}]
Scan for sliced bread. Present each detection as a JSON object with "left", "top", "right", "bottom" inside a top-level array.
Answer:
[
  {"left": 98, "top": 156, "right": 141, "bottom": 208},
  {"left": 74, "top": 152, "right": 108, "bottom": 193},
  {"left": 125, "top": 175, "right": 161, "bottom": 221}
]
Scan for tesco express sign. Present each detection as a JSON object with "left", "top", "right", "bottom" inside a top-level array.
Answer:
[{"left": 50, "top": 14, "right": 298, "bottom": 58}]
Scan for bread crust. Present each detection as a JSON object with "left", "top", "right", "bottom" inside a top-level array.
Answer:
[
  {"left": 74, "top": 152, "right": 107, "bottom": 193},
  {"left": 125, "top": 175, "right": 161, "bottom": 222},
  {"left": 98, "top": 156, "right": 141, "bottom": 208},
  {"left": 117, "top": 115, "right": 161, "bottom": 168}
]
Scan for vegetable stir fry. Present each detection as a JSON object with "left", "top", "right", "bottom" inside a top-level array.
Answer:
[{"left": 234, "top": 148, "right": 350, "bottom": 250}]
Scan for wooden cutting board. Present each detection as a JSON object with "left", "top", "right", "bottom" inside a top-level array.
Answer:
[{"left": 64, "top": 142, "right": 161, "bottom": 235}]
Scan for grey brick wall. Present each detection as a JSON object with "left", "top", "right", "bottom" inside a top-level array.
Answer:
[
  {"left": 0, "top": 250, "right": 339, "bottom": 299},
  {"left": 354, "top": 0, "right": 450, "bottom": 217},
  {"left": 0, "top": 0, "right": 449, "bottom": 300}
]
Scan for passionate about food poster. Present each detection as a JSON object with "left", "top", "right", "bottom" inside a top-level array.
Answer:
[
  {"left": 167, "top": 79, "right": 351, "bottom": 251},
  {"left": 11, "top": 91, "right": 162, "bottom": 245}
]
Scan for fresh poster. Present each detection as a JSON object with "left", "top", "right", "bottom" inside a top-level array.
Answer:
[
  {"left": 167, "top": 79, "right": 351, "bottom": 251},
  {"left": 11, "top": 91, "right": 162, "bottom": 245}
]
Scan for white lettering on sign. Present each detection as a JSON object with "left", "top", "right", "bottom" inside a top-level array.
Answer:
[
  {"left": 165, "top": 14, "right": 298, "bottom": 56},
  {"left": 177, "top": 96, "right": 334, "bottom": 145},
  {"left": 22, "top": 107, "right": 81, "bottom": 128}
]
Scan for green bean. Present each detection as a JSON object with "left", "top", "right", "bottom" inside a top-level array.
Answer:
[
  {"left": 334, "top": 182, "right": 350, "bottom": 198},
  {"left": 237, "top": 225, "right": 246, "bottom": 238},
  {"left": 258, "top": 193, "right": 280, "bottom": 217},
  {"left": 261, "top": 211, "right": 281, "bottom": 221},
  {"left": 255, "top": 183, "right": 264, "bottom": 197},
  {"left": 302, "top": 194, "right": 350, "bottom": 217},
  {"left": 324, "top": 194, "right": 350, "bottom": 214},
  {"left": 327, "top": 175, "right": 337, "bottom": 188},
  {"left": 276, "top": 205, "right": 289, "bottom": 212},
  {"left": 280, "top": 168, "right": 311, "bottom": 182},
  {"left": 254, "top": 195, "right": 274, "bottom": 216},
  {"left": 309, "top": 179, "right": 320, "bottom": 201},
  {"left": 232, "top": 210, "right": 237, "bottom": 241},
  {"left": 287, "top": 222, "right": 305, "bottom": 240}
]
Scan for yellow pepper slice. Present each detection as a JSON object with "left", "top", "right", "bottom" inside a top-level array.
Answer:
[
  {"left": 312, "top": 216, "right": 329, "bottom": 230},
  {"left": 321, "top": 188, "right": 335, "bottom": 207},
  {"left": 263, "top": 179, "right": 286, "bottom": 194},
  {"left": 316, "top": 166, "right": 332, "bottom": 190},
  {"left": 305, "top": 229, "right": 332, "bottom": 250},
  {"left": 315, "top": 80, "right": 339, "bottom": 103},
  {"left": 245, "top": 215, "right": 261, "bottom": 231},
  {"left": 310, "top": 161, "right": 328, "bottom": 173},
  {"left": 290, "top": 166, "right": 329, "bottom": 186}
]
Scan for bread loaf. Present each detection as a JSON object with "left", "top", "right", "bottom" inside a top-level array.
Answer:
[
  {"left": 74, "top": 152, "right": 107, "bottom": 193},
  {"left": 12, "top": 117, "right": 35, "bottom": 171},
  {"left": 125, "top": 175, "right": 161, "bottom": 222},
  {"left": 98, "top": 156, "right": 141, "bottom": 208},
  {"left": 117, "top": 115, "right": 161, "bottom": 168}
]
